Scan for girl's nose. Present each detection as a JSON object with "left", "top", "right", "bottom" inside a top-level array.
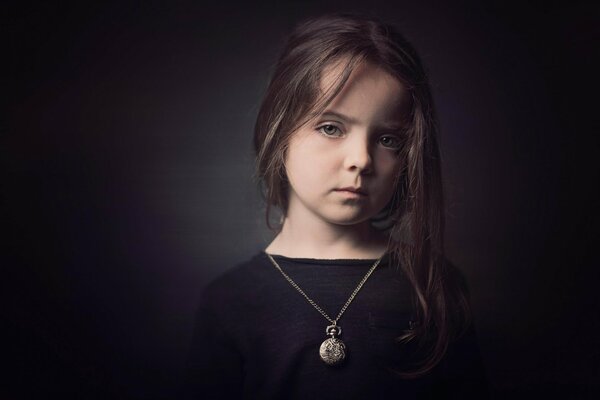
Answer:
[{"left": 343, "top": 134, "right": 373, "bottom": 174}]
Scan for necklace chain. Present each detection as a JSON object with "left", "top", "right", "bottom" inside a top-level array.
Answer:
[{"left": 266, "top": 253, "right": 382, "bottom": 324}]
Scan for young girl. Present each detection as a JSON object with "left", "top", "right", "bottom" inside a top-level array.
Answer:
[{"left": 186, "top": 13, "right": 488, "bottom": 399}]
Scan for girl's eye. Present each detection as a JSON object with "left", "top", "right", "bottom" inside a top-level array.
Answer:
[
  {"left": 317, "top": 124, "right": 344, "bottom": 138},
  {"left": 379, "top": 135, "right": 403, "bottom": 150}
]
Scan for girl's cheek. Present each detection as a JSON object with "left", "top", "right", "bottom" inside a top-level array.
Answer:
[{"left": 376, "top": 152, "right": 402, "bottom": 172}]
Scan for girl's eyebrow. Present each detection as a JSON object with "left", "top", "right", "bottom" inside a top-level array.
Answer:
[
  {"left": 320, "top": 110, "right": 360, "bottom": 125},
  {"left": 319, "top": 110, "right": 404, "bottom": 130}
]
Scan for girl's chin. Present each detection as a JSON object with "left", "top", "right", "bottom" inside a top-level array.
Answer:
[{"left": 322, "top": 214, "right": 376, "bottom": 227}]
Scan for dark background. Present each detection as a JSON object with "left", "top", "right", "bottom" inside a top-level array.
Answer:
[{"left": 3, "top": 0, "right": 599, "bottom": 398}]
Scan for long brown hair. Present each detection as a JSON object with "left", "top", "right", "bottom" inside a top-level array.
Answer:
[{"left": 253, "top": 12, "right": 470, "bottom": 378}]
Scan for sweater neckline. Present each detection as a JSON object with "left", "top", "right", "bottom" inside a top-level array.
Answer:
[{"left": 260, "top": 250, "right": 387, "bottom": 266}]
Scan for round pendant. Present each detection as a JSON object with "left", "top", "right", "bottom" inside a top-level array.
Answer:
[{"left": 319, "top": 337, "right": 346, "bottom": 366}]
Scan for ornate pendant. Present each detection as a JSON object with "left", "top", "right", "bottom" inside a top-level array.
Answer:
[{"left": 319, "top": 324, "right": 346, "bottom": 366}]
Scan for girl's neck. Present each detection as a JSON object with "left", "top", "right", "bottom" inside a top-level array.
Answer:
[{"left": 264, "top": 217, "right": 390, "bottom": 260}]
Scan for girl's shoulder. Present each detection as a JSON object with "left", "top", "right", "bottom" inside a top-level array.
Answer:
[{"left": 198, "top": 251, "right": 273, "bottom": 310}]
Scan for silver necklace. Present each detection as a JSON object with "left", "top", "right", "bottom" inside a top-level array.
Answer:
[{"left": 265, "top": 253, "right": 382, "bottom": 366}]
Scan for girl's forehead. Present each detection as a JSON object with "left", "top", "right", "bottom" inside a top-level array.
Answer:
[{"left": 317, "top": 59, "right": 408, "bottom": 126}]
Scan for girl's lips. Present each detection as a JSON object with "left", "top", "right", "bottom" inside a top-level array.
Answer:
[{"left": 335, "top": 188, "right": 368, "bottom": 197}]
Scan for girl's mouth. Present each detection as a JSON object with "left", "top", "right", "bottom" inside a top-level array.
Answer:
[{"left": 335, "top": 187, "right": 368, "bottom": 197}]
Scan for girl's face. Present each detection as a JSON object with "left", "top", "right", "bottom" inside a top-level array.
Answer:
[{"left": 284, "top": 60, "right": 407, "bottom": 227}]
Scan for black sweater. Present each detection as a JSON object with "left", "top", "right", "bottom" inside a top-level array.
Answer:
[{"left": 185, "top": 251, "right": 488, "bottom": 399}]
